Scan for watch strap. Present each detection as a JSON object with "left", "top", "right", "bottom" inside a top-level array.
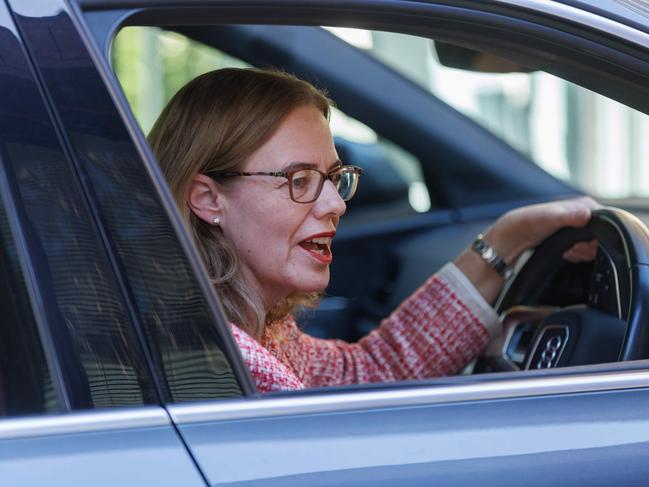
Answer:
[{"left": 471, "top": 234, "right": 513, "bottom": 280}]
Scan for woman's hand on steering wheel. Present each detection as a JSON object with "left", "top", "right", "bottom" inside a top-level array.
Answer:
[
  {"left": 455, "top": 196, "right": 601, "bottom": 304},
  {"left": 485, "top": 196, "right": 601, "bottom": 265}
]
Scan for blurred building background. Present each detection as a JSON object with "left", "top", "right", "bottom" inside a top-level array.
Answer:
[
  {"left": 365, "top": 29, "right": 649, "bottom": 200},
  {"left": 112, "top": 26, "right": 649, "bottom": 202}
]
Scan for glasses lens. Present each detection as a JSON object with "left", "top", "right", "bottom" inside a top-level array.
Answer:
[
  {"left": 335, "top": 167, "right": 360, "bottom": 201},
  {"left": 290, "top": 169, "right": 321, "bottom": 202}
]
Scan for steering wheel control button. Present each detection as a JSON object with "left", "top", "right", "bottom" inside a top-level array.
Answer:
[
  {"left": 471, "top": 234, "right": 513, "bottom": 280},
  {"left": 526, "top": 326, "right": 569, "bottom": 370},
  {"left": 588, "top": 249, "right": 622, "bottom": 317}
]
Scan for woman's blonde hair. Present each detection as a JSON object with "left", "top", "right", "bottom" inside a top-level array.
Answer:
[{"left": 149, "top": 68, "right": 332, "bottom": 338}]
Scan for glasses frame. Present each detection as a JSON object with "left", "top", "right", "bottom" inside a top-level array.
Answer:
[{"left": 205, "top": 165, "right": 363, "bottom": 203}]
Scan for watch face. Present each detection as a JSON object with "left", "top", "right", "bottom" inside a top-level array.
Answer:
[
  {"left": 472, "top": 236, "right": 512, "bottom": 279},
  {"left": 483, "top": 247, "right": 496, "bottom": 261}
]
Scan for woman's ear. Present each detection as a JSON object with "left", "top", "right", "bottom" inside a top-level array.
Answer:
[{"left": 187, "top": 174, "right": 224, "bottom": 225}]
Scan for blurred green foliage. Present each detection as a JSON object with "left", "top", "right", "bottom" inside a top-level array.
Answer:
[{"left": 112, "top": 27, "right": 247, "bottom": 133}]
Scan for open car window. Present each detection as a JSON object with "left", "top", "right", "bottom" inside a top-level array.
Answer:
[{"left": 103, "top": 17, "right": 649, "bottom": 401}]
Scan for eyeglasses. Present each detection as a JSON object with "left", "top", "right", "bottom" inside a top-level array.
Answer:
[{"left": 205, "top": 165, "right": 363, "bottom": 204}]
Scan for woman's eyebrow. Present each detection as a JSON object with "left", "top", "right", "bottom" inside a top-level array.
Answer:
[
  {"left": 282, "top": 161, "right": 317, "bottom": 172},
  {"left": 281, "top": 160, "right": 342, "bottom": 172},
  {"left": 327, "top": 160, "right": 343, "bottom": 171}
]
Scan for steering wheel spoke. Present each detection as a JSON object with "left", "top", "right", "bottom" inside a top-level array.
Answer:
[
  {"left": 482, "top": 208, "right": 649, "bottom": 372},
  {"left": 484, "top": 305, "right": 557, "bottom": 371}
]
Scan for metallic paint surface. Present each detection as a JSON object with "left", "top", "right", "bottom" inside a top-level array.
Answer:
[
  {"left": 170, "top": 369, "right": 649, "bottom": 422},
  {"left": 0, "top": 407, "right": 168, "bottom": 440},
  {"left": 557, "top": 0, "right": 649, "bottom": 32},
  {"left": 175, "top": 386, "right": 649, "bottom": 485},
  {"left": 0, "top": 417, "right": 205, "bottom": 487}
]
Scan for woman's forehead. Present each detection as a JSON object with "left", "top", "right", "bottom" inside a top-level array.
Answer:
[{"left": 243, "top": 105, "right": 338, "bottom": 171}]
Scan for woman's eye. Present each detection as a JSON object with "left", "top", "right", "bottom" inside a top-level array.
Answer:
[
  {"left": 291, "top": 171, "right": 312, "bottom": 189},
  {"left": 292, "top": 177, "right": 307, "bottom": 188}
]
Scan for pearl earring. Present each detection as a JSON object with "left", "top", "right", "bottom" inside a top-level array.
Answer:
[{"left": 213, "top": 216, "right": 220, "bottom": 225}]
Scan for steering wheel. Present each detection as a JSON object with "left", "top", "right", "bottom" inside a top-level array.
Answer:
[{"left": 483, "top": 208, "right": 649, "bottom": 371}]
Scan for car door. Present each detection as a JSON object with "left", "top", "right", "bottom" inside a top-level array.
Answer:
[
  {"left": 68, "top": 0, "right": 649, "bottom": 485},
  {"left": 161, "top": 371, "right": 649, "bottom": 486}
]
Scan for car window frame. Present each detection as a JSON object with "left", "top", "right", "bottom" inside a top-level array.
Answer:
[{"left": 71, "top": 0, "right": 649, "bottom": 408}]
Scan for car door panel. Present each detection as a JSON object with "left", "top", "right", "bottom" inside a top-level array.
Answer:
[
  {"left": 207, "top": 442, "right": 649, "bottom": 487},
  {"left": 0, "top": 409, "right": 206, "bottom": 486},
  {"left": 169, "top": 382, "right": 649, "bottom": 485},
  {"left": 0, "top": 0, "right": 168, "bottom": 409},
  {"left": 0, "top": 3, "right": 221, "bottom": 485}
]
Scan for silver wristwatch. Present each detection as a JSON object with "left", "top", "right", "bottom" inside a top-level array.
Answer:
[{"left": 471, "top": 234, "right": 513, "bottom": 280}]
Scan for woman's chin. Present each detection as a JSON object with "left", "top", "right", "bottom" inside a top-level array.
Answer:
[{"left": 294, "top": 271, "right": 330, "bottom": 294}]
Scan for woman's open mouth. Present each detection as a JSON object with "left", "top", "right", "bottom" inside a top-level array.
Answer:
[{"left": 299, "top": 236, "right": 333, "bottom": 264}]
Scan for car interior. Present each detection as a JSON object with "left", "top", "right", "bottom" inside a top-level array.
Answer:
[{"left": 84, "top": 5, "right": 649, "bottom": 387}]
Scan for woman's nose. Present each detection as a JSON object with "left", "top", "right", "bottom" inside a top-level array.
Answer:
[{"left": 315, "top": 179, "right": 346, "bottom": 217}]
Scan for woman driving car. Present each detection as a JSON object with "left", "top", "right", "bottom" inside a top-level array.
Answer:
[{"left": 149, "top": 67, "right": 598, "bottom": 392}]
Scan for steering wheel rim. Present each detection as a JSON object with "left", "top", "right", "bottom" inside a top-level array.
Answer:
[{"left": 495, "top": 207, "right": 649, "bottom": 365}]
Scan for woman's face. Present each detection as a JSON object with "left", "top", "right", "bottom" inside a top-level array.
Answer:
[{"left": 218, "top": 105, "right": 346, "bottom": 310}]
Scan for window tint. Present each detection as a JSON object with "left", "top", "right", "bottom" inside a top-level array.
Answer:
[
  {"left": 0, "top": 14, "right": 159, "bottom": 410},
  {"left": 0, "top": 194, "right": 56, "bottom": 417},
  {"left": 3, "top": 131, "right": 157, "bottom": 411},
  {"left": 17, "top": 14, "right": 246, "bottom": 402}
]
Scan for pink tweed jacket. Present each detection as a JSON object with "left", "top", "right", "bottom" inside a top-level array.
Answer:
[{"left": 230, "top": 263, "right": 501, "bottom": 393}]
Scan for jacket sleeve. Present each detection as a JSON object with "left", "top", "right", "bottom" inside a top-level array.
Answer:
[{"left": 276, "top": 263, "right": 501, "bottom": 388}]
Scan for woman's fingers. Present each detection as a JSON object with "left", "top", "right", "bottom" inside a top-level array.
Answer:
[
  {"left": 526, "top": 196, "right": 600, "bottom": 237},
  {"left": 484, "top": 196, "right": 601, "bottom": 265},
  {"left": 551, "top": 197, "right": 601, "bottom": 229},
  {"left": 562, "top": 239, "right": 598, "bottom": 263}
]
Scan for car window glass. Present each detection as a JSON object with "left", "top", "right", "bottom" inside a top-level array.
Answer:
[
  {"left": 3, "top": 135, "right": 157, "bottom": 412},
  {"left": 112, "top": 27, "right": 431, "bottom": 220},
  {"left": 0, "top": 193, "right": 57, "bottom": 417},
  {"left": 0, "top": 14, "right": 162, "bottom": 410},
  {"left": 341, "top": 29, "right": 649, "bottom": 201},
  {"left": 17, "top": 17, "right": 247, "bottom": 403}
]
